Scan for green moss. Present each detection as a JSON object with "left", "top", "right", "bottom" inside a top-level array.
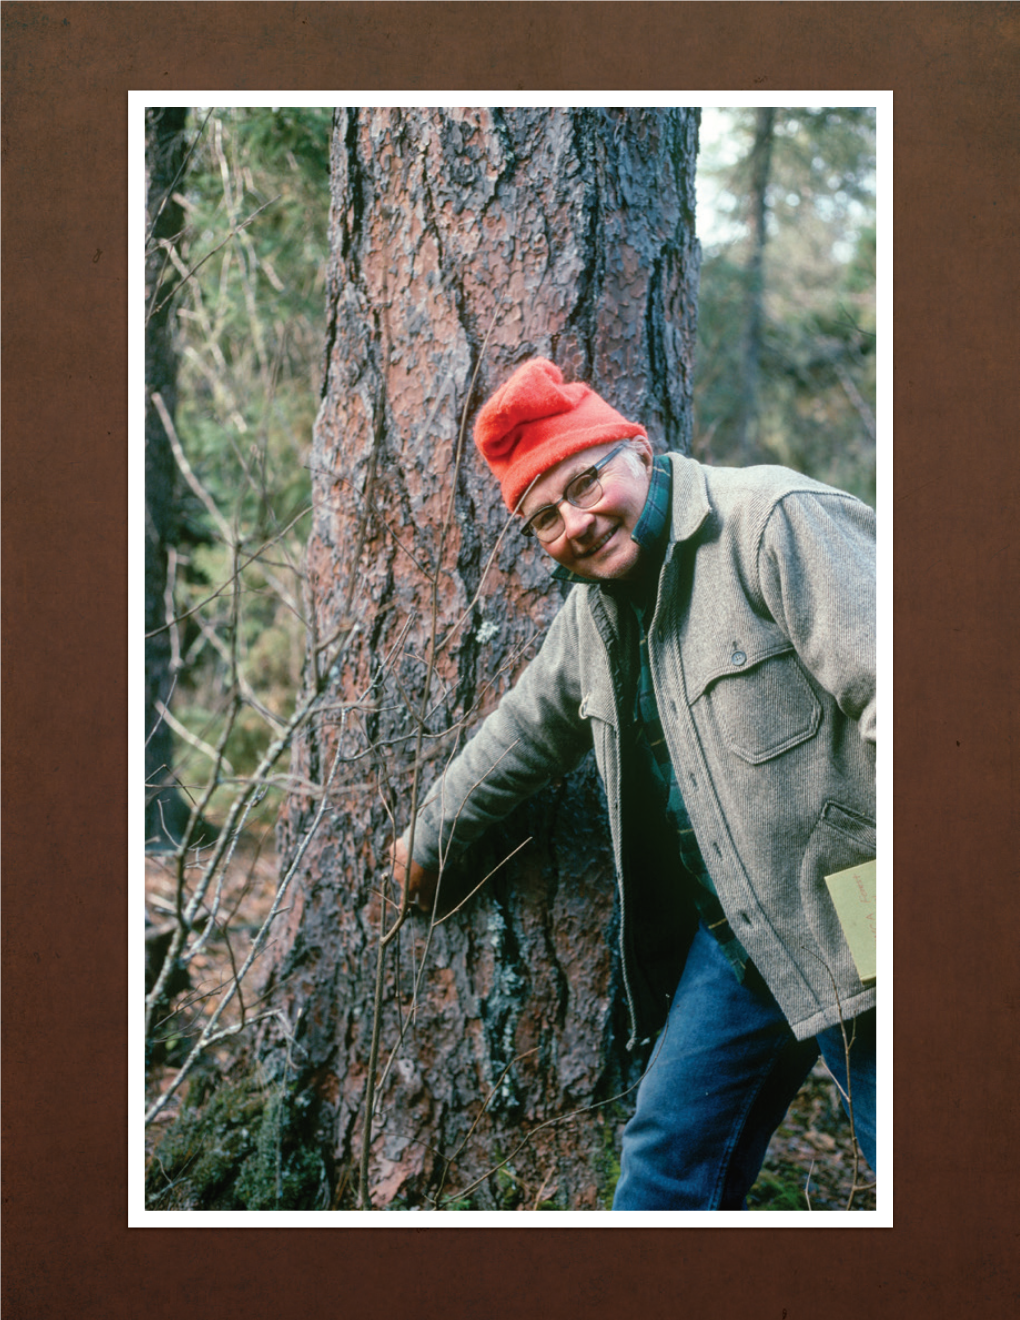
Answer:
[
  {"left": 146, "top": 1070, "right": 323, "bottom": 1210},
  {"left": 233, "top": 1088, "right": 323, "bottom": 1210},
  {"left": 494, "top": 1163, "right": 519, "bottom": 1209},
  {"left": 591, "top": 1108, "right": 625, "bottom": 1210},
  {"left": 747, "top": 1166, "right": 808, "bottom": 1210}
]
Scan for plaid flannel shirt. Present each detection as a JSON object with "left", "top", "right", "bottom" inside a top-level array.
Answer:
[{"left": 557, "top": 454, "right": 749, "bottom": 981}]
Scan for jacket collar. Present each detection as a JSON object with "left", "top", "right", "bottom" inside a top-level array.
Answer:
[{"left": 664, "top": 452, "right": 712, "bottom": 550}]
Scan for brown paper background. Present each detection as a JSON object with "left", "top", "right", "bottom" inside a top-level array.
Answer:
[{"left": 3, "top": 2, "right": 1017, "bottom": 1314}]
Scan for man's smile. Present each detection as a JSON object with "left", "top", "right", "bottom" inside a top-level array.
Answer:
[{"left": 576, "top": 525, "right": 619, "bottom": 558}]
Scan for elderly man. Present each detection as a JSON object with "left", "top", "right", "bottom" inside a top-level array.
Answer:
[{"left": 394, "top": 357, "right": 877, "bottom": 1210}]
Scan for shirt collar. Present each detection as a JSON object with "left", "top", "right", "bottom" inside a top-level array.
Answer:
[{"left": 550, "top": 453, "right": 673, "bottom": 586}]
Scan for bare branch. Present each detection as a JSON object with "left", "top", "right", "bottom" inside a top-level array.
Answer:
[
  {"left": 144, "top": 503, "right": 313, "bottom": 640},
  {"left": 146, "top": 731, "right": 346, "bottom": 1125},
  {"left": 146, "top": 196, "right": 281, "bottom": 324}
]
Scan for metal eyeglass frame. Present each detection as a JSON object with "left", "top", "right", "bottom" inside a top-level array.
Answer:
[{"left": 519, "top": 441, "right": 633, "bottom": 542}]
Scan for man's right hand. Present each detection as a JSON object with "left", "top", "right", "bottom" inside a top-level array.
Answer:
[{"left": 391, "top": 837, "right": 440, "bottom": 914}]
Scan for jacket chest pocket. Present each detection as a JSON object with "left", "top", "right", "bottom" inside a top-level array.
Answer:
[{"left": 698, "top": 649, "right": 822, "bottom": 764}]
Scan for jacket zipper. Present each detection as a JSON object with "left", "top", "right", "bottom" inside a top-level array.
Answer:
[{"left": 586, "top": 588, "right": 642, "bottom": 1050}]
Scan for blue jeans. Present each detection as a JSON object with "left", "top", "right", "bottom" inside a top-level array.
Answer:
[{"left": 613, "top": 922, "right": 877, "bottom": 1209}]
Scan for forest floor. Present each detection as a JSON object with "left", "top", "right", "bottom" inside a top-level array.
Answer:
[
  {"left": 750, "top": 1063, "right": 876, "bottom": 1211},
  {"left": 144, "top": 843, "right": 876, "bottom": 1213},
  {"left": 144, "top": 837, "right": 280, "bottom": 1163}
]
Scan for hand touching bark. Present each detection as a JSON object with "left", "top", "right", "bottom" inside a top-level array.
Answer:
[{"left": 391, "top": 836, "right": 439, "bottom": 914}]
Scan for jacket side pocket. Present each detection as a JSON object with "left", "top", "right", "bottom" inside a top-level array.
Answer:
[{"left": 799, "top": 800, "right": 877, "bottom": 991}]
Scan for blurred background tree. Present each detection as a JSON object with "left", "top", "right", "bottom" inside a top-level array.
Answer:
[
  {"left": 693, "top": 106, "right": 876, "bottom": 505},
  {"left": 146, "top": 106, "right": 332, "bottom": 849},
  {"left": 145, "top": 105, "right": 192, "bottom": 846}
]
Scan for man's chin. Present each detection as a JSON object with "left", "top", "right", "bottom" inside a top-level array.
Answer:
[{"left": 576, "top": 539, "right": 643, "bottom": 582}]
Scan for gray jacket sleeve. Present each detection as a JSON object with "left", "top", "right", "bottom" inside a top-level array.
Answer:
[
  {"left": 757, "top": 490, "right": 876, "bottom": 746},
  {"left": 404, "top": 591, "right": 593, "bottom": 871}
]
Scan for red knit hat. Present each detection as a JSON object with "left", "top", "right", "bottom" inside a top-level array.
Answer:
[{"left": 473, "top": 358, "right": 647, "bottom": 512}]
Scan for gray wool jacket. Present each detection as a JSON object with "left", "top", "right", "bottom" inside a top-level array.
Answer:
[{"left": 406, "top": 453, "right": 877, "bottom": 1046}]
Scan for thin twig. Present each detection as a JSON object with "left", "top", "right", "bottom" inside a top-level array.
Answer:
[
  {"left": 144, "top": 504, "right": 313, "bottom": 640},
  {"left": 146, "top": 196, "right": 280, "bottom": 323},
  {"left": 146, "top": 732, "right": 346, "bottom": 1125}
]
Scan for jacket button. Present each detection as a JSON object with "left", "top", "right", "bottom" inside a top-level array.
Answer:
[{"left": 731, "top": 650, "right": 747, "bottom": 666}]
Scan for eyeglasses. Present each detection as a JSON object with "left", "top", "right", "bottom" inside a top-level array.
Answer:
[{"left": 519, "top": 442, "right": 632, "bottom": 542}]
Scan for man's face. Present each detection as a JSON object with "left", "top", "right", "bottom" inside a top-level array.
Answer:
[{"left": 518, "top": 438, "right": 655, "bottom": 581}]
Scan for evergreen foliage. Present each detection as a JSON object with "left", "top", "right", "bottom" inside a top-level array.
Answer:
[
  {"left": 694, "top": 107, "right": 877, "bottom": 505},
  {"left": 159, "top": 107, "right": 332, "bottom": 823}
]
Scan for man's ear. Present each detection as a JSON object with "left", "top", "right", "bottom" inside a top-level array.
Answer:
[{"left": 633, "top": 437, "right": 655, "bottom": 470}]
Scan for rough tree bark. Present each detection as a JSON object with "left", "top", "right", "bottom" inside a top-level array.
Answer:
[
  {"left": 256, "top": 107, "right": 701, "bottom": 1210},
  {"left": 144, "top": 106, "right": 192, "bottom": 848}
]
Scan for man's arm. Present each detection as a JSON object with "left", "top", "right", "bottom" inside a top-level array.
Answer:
[
  {"left": 757, "top": 490, "right": 876, "bottom": 744},
  {"left": 400, "top": 589, "right": 593, "bottom": 876}
]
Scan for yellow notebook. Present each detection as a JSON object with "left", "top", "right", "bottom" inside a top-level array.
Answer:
[{"left": 824, "top": 860, "right": 876, "bottom": 985}]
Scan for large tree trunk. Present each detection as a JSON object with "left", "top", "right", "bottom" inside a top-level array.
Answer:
[
  {"left": 259, "top": 107, "right": 701, "bottom": 1210},
  {"left": 144, "top": 106, "right": 192, "bottom": 848}
]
